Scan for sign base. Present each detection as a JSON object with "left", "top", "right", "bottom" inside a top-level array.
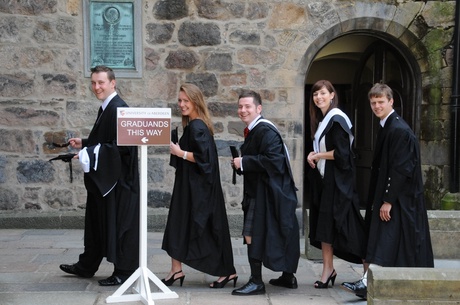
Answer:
[{"left": 106, "top": 266, "right": 178, "bottom": 305}]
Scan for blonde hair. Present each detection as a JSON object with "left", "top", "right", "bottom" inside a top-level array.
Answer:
[{"left": 179, "top": 83, "right": 214, "bottom": 135}]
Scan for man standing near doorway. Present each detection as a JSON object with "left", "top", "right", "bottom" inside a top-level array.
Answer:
[
  {"left": 341, "top": 83, "right": 434, "bottom": 299},
  {"left": 59, "top": 65, "right": 140, "bottom": 286},
  {"left": 231, "top": 89, "right": 300, "bottom": 295}
]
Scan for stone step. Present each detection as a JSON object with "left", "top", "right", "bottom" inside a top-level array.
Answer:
[
  {"left": 305, "top": 210, "right": 460, "bottom": 260},
  {"left": 368, "top": 264, "right": 460, "bottom": 304}
]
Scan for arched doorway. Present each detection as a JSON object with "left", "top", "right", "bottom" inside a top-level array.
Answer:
[
  {"left": 304, "top": 33, "right": 421, "bottom": 209},
  {"left": 353, "top": 40, "right": 417, "bottom": 205}
]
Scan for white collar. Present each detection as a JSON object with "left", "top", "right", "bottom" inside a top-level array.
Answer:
[
  {"left": 380, "top": 109, "right": 395, "bottom": 127},
  {"left": 101, "top": 92, "right": 117, "bottom": 111},
  {"left": 247, "top": 115, "right": 262, "bottom": 130}
]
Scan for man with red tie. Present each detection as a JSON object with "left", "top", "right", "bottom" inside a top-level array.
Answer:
[{"left": 231, "top": 89, "right": 300, "bottom": 295}]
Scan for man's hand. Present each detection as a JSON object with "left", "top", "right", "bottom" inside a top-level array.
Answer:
[
  {"left": 233, "top": 157, "right": 242, "bottom": 170},
  {"left": 69, "top": 138, "right": 82, "bottom": 149},
  {"left": 380, "top": 202, "right": 392, "bottom": 221}
]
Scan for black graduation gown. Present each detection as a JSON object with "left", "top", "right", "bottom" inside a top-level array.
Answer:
[
  {"left": 308, "top": 116, "right": 366, "bottom": 264},
  {"left": 365, "top": 112, "right": 434, "bottom": 267},
  {"left": 240, "top": 120, "right": 300, "bottom": 273},
  {"left": 162, "top": 119, "right": 236, "bottom": 276},
  {"left": 78, "top": 94, "right": 140, "bottom": 273}
]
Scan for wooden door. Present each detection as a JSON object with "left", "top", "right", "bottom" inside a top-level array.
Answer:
[{"left": 352, "top": 41, "right": 414, "bottom": 207}]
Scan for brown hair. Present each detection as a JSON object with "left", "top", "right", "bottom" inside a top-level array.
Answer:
[
  {"left": 179, "top": 83, "right": 214, "bottom": 135},
  {"left": 309, "top": 80, "right": 339, "bottom": 139},
  {"left": 90, "top": 65, "right": 115, "bottom": 81},
  {"left": 368, "top": 83, "right": 393, "bottom": 100}
]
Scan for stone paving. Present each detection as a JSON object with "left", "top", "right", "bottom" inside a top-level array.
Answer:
[
  {"left": 5, "top": 229, "right": 454, "bottom": 305},
  {"left": 0, "top": 229, "right": 372, "bottom": 305}
]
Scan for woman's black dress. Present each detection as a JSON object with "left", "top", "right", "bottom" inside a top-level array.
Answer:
[
  {"left": 308, "top": 116, "right": 366, "bottom": 264},
  {"left": 162, "top": 119, "right": 236, "bottom": 276}
]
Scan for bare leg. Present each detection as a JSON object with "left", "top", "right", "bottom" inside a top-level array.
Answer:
[
  {"left": 209, "top": 273, "right": 238, "bottom": 288},
  {"left": 165, "top": 258, "right": 184, "bottom": 280},
  {"left": 213, "top": 274, "right": 237, "bottom": 283},
  {"left": 319, "top": 242, "right": 335, "bottom": 284}
]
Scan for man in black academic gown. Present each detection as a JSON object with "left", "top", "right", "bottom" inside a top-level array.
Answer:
[
  {"left": 231, "top": 89, "right": 300, "bottom": 295},
  {"left": 59, "top": 65, "right": 140, "bottom": 286},
  {"left": 341, "top": 83, "right": 434, "bottom": 299}
]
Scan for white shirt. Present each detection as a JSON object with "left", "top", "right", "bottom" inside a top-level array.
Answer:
[
  {"left": 101, "top": 92, "right": 117, "bottom": 111},
  {"left": 380, "top": 109, "right": 395, "bottom": 127},
  {"left": 247, "top": 115, "right": 262, "bottom": 131}
]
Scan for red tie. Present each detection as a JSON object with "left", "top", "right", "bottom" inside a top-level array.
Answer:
[{"left": 244, "top": 127, "right": 249, "bottom": 138}]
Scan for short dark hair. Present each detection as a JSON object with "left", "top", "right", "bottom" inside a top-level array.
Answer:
[
  {"left": 238, "top": 89, "right": 262, "bottom": 106},
  {"left": 90, "top": 65, "right": 115, "bottom": 81}
]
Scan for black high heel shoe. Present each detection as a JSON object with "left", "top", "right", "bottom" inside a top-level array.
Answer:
[
  {"left": 209, "top": 275, "right": 238, "bottom": 288},
  {"left": 162, "top": 270, "right": 185, "bottom": 287},
  {"left": 314, "top": 269, "right": 337, "bottom": 289}
]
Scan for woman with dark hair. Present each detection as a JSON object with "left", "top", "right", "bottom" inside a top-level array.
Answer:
[
  {"left": 161, "top": 83, "right": 237, "bottom": 289},
  {"left": 307, "top": 80, "right": 365, "bottom": 289}
]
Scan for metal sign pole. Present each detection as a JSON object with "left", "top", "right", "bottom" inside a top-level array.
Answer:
[{"left": 106, "top": 145, "right": 178, "bottom": 304}]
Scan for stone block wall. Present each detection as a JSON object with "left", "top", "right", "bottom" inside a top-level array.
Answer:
[
  {"left": 428, "top": 210, "right": 460, "bottom": 259},
  {"left": 0, "top": 0, "right": 457, "bottom": 212},
  {"left": 368, "top": 265, "right": 460, "bottom": 305}
]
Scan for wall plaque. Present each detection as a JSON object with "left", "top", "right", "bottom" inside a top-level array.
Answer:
[{"left": 83, "top": 0, "right": 142, "bottom": 78}]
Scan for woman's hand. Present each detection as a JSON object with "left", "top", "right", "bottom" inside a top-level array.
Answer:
[
  {"left": 307, "top": 150, "right": 335, "bottom": 168},
  {"left": 170, "top": 141, "right": 182, "bottom": 157},
  {"left": 307, "top": 151, "right": 317, "bottom": 168}
]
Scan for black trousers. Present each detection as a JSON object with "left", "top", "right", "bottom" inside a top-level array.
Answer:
[
  {"left": 76, "top": 191, "right": 107, "bottom": 275},
  {"left": 76, "top": 190, "right": 137, "bottom": 277}
]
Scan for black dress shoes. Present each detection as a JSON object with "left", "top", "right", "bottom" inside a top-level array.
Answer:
[
  {"left": 59, "top": 264, "right": 93, "bottom": 278},
  {"left": 340, "top": 279, "right": 367, "bottom": 298},
  {"left": 98, "top": 275, "right": 124, "bottom": 286},
  {"left": 232, "top": 279, "right": 265, "bottom": 296},
  {"left": 356, "top": 290, "right": 367, "bottom": 300},
  {"left": 269, "top": 275, "right": 298, "bottom": 289}
]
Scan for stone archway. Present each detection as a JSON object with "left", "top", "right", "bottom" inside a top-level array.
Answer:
[{"left": 300, "top": 21, "right": 425, "bottom": 213}]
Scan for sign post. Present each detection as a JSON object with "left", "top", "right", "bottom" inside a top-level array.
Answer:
[{"left": 107, "top": 108, "right": 177, "bottom": 305}]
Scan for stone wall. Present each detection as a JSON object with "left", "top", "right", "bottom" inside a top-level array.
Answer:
[{"left": 0, "top": 0, "right": 456, "bottom": 212}]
